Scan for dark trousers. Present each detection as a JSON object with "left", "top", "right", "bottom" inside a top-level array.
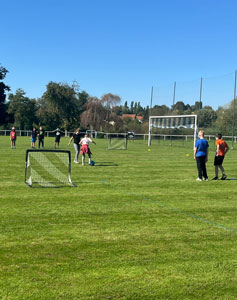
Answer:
[
  {"left": 196, "top": 156, "right": 208, "bottom": 179},
  {"left": 38, "top": 139, "right": 44, "bottom": 148}
]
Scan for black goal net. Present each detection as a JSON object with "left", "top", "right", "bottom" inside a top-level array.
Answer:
[{"left": 25, "top": 149, "right": 75, "bottom": 187}]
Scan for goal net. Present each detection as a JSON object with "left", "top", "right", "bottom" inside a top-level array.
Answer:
[
  {"left": 25, "top": 149, "right": 74, "bottom": 187},
  {"left": 107, "top": 134, "right": 128, "bottom": 150},
  {"left": 148, "top": 115, "right": 197, "bottom": 148}
]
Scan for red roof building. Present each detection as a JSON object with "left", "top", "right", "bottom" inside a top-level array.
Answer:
[{"left": 121, "top": 114, "right": 144, "bottom": 122}]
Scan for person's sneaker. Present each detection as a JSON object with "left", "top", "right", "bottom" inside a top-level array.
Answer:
[
  {"left": 196, "top": 178, "right": 202, "bottom": 181},
  {"left": 74, "top": 160, "right": 79, "bottom": 164},
  {"left": 221, "top": 175, "right": 227, "bottom": 180},
  {"left": 212, "top": 176, "right": 218, "bottom": 180},
  {"left": 204, "top": 178, "right": 208, "bottom": 181}
]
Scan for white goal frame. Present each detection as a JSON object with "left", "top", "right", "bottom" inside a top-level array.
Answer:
[{"left": 148, "top": 114, "right": 198, "bottom": 149}]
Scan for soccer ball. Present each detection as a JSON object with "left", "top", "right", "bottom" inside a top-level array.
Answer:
[{"left": 90, "top": 160, "right": 95, "bottom": 166}]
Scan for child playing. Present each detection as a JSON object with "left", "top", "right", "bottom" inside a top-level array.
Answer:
[
  {"left": 79, "top": 134, "right": 96, "bottom": 166},
  {"left": 10, "top": 127, "right": 17, "bottom": 149},
  {"left": 38, "top": 126, "right": 45, "bottom": 149},
  {"left": 53, "top": 128, "right": 64, "bottom": 148},
  {"left": 194, "top": 130, "right": 209, "bottom": 181},
  {"left": 31, "top": 127, "right": 37, "bottom": 148},
  {"left": 212, "top": 133, "right": 229, "bottom": 180}
]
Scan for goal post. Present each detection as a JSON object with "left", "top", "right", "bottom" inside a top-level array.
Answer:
[
  {"left": 25, "top": 149, "right": 75, "bottom": 187},
  {"left": 107, "top": 133, "right": 128, "bottom": 150},
  {"left": 148, "top": 114, "right": 198, "bottom": 149}
]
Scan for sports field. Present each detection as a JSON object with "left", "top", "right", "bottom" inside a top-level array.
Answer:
[{"left": 0, "top": 136, "right": 237, "bottom": 300}]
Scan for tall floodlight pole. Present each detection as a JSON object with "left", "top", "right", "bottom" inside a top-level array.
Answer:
[
  {"left": 199, "top": 77, "right": 203, "bottom": 109},
  {"left": 231, "top": 70, "right": 237, "bottom": 149},
  {"left": 150, "top": 86, "right": 153, "bottom": 116},
  {"left": 172, "top": 81, "right": 176, "bottom": 110}
]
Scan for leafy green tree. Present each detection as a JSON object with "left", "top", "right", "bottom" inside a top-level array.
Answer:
[
  {"left": 192, "top": 101, "right": 202, "bottom": 111},
  {"left": 215, "top": 100, "right": 237, "bottom": 135},
  {"left": 122, "top": 101, "right": 130, "bottom": 114},
  {"left": 136, "top": 102, "right": 144, "bottom": 115},
  {"left": 112, "top": 105, "right": 123, "bottom": 116},
  {"left": 172, "top": 101, "right": 186, "bottom": 114},
  {"left": 78, "top": 90, "right": 89, "bottom": 114},
  {"left": 151, "top": 105, "right": 170, "bottom": 116},
  {"left": 0, "top": 65, "right": 10, "bottom": 125},
  {"left": 8, "top": 89, "right": 37, "bottom": 129},
  {"left": 37, "top": 82, "right": 84, "bottom": 130},
  {"left": 197, "top": 106, "right": 217, "bottom": 128}
]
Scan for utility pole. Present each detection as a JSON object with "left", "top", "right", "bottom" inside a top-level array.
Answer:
[
  {"left": 150, "top": 86, "right": 153, "bottom": 116},
  {"left": 172, "top": 81, "right": 176, "bottom": 110},
  {"left": 199, "top": 77, "right": 203, "bottom": 110},
  {"left": 231, "top": 71, "right": 237, "bottom": 149}
]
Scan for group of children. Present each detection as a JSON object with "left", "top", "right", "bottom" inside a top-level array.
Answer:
[
  {"left": 10, "top": 126, "right": 230, "bottom": 173},
  {"left": 10, "top": 126, "right": 96, "bottom": 166},
  {"left": 10, "top": 126, "right": 63, "bottom": 149},
  {"left": 194, "top": 130, "right": 229, "bottom": 181},
  {"left": 31, "top": 126, "right": 46, "bottom": 148},
  {"left": 31, "top": 127, "right": 65, "bottom": 149}
]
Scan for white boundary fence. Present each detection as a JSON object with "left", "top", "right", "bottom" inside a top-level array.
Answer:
[{"left": 0, "top": 130, "right": 237, "bottom": 143}]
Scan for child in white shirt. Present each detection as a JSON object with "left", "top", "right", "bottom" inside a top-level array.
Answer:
[{"left": 79, "top": 134, "right": 96, "bottom": 166}]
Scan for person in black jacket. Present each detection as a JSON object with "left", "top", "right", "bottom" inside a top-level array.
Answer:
[
  {"left": 38, "top": 126, "right": 45, "bottom": 149},
  {"left": 68, "top": 128, "right": 83, "bottom": 164}
]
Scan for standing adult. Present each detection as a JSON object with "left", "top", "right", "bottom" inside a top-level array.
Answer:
[
  {"left": 68, "top": 128, "right": 83, "bottom": 164},
  {"left": 10, "top": 127, "right": 17, "bottom": 149},
  {"left": 194, "top": 130, "right": 209, "bottom": 181},
  {"left": 38, "top": 126, "right": 45, "bottom": 149},
  {"left": 31, "top": 127, "right": 37, "bottom": 148}
]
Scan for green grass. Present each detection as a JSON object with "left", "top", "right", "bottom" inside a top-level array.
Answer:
[{"left": 0, "top": 136, "right": 237, "bottom": 300}]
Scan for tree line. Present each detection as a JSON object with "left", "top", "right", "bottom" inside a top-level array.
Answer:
[{"left": 0, "top": 64, "right": 236, "bottom": 135}]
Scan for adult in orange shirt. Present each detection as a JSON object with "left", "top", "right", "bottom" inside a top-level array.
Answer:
[{"left": 212, "top": 133, "right": 229, "bottom": 180}]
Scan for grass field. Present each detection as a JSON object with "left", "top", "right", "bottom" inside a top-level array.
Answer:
[{"left": 0, "top": 136, "right": 237, "bottom": 300}]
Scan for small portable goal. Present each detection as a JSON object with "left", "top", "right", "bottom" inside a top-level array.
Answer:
[
  {"left": 107, "top": 134, "right": 128, "bottom": 150},
  {"left": 25, "top": 149, "right": 75, "bottom": 187}
]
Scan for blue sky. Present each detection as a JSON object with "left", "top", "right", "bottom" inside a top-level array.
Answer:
[{"left": 1, "top": 0, "right": 237, "bottom": 109}]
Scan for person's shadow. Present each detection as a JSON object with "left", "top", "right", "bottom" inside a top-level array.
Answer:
[{"left": 94, "top": 161, "right": 119, "bottom": 167}]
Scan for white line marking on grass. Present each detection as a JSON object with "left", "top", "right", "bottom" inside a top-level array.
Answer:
[
  {"left": 141, "top": 195, "right": 237, "bottom": 234},
  {"left": 103, "top": 183, "right": 237, "bottom": 234}
]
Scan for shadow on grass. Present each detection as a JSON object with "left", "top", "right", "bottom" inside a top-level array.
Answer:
[
  {"left": 94, "top": 161, "right": 119, "bottom": 167},
  {"left": 25, "top": 182, "right": 77, "bottom": 188}
]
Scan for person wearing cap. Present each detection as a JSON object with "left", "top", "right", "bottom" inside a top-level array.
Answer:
[
  {"left": 53, "top": 128, "right": 64, "bottom": 148},
  {"left": 10, "top": 127, "right": 17, "bottom": 149}
]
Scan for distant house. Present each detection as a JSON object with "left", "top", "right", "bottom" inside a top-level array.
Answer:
[{"left": 120, "top": 114, "right": 144, "bottom": 123}]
